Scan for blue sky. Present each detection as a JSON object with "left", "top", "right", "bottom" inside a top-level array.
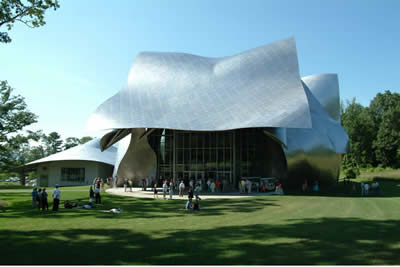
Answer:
[{"left": 1, "top": 0, "right": 399, "bottom": 139}]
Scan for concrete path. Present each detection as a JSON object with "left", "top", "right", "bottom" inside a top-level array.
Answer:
[{"left": 106, "top": 187, "right": 281, "bottom": 200}]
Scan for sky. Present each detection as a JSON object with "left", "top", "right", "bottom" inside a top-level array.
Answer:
[{"left": 1, "top": 0, "right": 399, "bottom": 140}]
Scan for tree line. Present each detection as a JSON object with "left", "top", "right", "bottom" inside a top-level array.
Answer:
[{"left": 341, "top": 90, "right": 400, "bottom": 177}]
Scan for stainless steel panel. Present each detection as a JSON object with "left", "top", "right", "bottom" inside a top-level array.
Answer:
[
  {"left": 88, "top": 37, "right": 312, "bottom": 132},
  {"left": 114, "top": 128, "right": 157, "bottom": 186}
]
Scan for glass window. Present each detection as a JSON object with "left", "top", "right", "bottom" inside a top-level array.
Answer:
[{"left": 61, "top": 168, "right": 85, "bottom": 182}]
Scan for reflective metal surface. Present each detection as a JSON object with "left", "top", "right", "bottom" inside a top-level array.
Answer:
[
  {"left": 84, "top": 38, "right": 349, "bottom": 187},
  {"left": 113, "top": 129, "right": 157, "bottom": 186},
  {"left": 279, "top": 78, "right": 349, "bottom": 185},
  {"left": 302, "top": 74, "right": 341, "bottom": 121},
  {"left": 88, "top": 37, "right": 312, "bottom": 132},
  {"left": 26, "top": 138, "right": 118, "bottom": 167}
]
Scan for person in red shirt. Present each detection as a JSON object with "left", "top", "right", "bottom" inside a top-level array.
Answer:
[{"left": 215, "top": 180, "right": 221, "bottom": 192}]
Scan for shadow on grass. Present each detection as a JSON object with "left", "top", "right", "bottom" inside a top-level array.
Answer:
[
  {"left": 0, "top": 192, "right": 278, "bottom": 220},
  {"left": 0, "top": 218, "right": 399, "bottom": 265}
]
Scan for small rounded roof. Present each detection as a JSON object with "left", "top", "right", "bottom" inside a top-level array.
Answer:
[{"left": 25, "top": 138, "right": 117, "bottom": 167}]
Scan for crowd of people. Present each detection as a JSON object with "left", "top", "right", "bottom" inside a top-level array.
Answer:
[{"left": 31, "top": 185, "right": 61, "bottom": 211}]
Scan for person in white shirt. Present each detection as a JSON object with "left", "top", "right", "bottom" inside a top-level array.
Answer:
[
  {"left": 179, "top": 181, "right": 185, "bottom": 197},
  {"left": 364, "top": 183, "right": 369, "bottom": 196},
  {"left": 162, "top": 180, "right": 168, "bottom": 200},
  {"left": 52, "top": 185, "right": 61, "bottom": 211}
]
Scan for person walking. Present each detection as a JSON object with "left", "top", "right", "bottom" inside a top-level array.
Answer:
[
  {"left": 179, "top": 180, "right": 185, "bottom": 197},
  {"left": 52, "top": 185, "right": 61, "bottom": 211},
  {"left": 153, "top": 183, "right": 158, "bottom": 199},
  {"left": 124, "top": 179, "right": 128, "bottom": 192},
  {"left": 32, "top": 188, "right": 38, "bottom": 208},
  {"left": 42, "top": 188, "right": 49, "bottom": 211},
  {"left": 169, "top": 180, "right": 174, "bottom": 200},
  {"left": 128, "top": 178, "right": 133, "bottom": 192},
  {"left": 162, "top": 180, "right": 168, "bottom": 199}
]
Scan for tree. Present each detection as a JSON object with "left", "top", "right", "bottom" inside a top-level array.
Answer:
[
  {"left": 0, "top": 0, "right": 59, "bottom": 43},
  {"left": 341, "top": 98, "right": 376, "bottom": 167},
  {"left": 64, "top": 137, "right": 80, "bottom": 150},
  {"left": 79, "top": 136, "right": 93, "bottom": 144},
  {"left": 43, "top": 131, "right": 62, "bottom": 155},
  {"left": 369, "top": 91, "right": 400, "bottom": 167},
  {"left": 0, "top": 80, "right": 38, "bottom": 172}
]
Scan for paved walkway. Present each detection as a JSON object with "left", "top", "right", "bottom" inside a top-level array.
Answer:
[{"left": 106, "top": 187, "right": 281, "bottom": 200}]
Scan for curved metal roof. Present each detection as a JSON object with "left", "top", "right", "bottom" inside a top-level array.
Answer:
[
  {"left": 301, "top": 74, "right": 341, "bottom": 121},
  {"left": 88, "top": 37, "right": 312, "bottom": 132},
  {"left": 25, "top": 138, "right": 118, "bottom": 166}
]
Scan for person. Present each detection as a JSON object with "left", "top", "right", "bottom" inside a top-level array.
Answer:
[
  {"left": 37, "top": 188, "right": 43, "bottom": 210},
  {"left": 364, "top": 183, "right": 369, "bottom": 196},
  {"left": 42, "top": 188, "right": 49, "bottom": 211},
  {"left": 124, "top": 179, "right": 128, "bottom": 192},
  {"left": 302, "top": 179, "right": 308, "bottom": 192},
  {"left": 199, "top": 179, "right": 203, "bottom": 192},
  {"left": 128, "top": 178, "right": 133, "bottom": 192},
  {"left": 194, "top": 184, "right": 201, "bottom": 200},
  {"left": 352, "top": 183, "right": 356, "bottom": 194},
  {"left": 375, "top": 181, "right": 380, "bottom": 195},
  {"left": 313, "top": 181, "right": 319, "bottom": 192},
  {"left": 241, "top": 179, "right": 246, "bottom": 193},
  {"left": 94, "top": 186, "right": 101, "bottom": 203},
  {"left": 247, "top": 179, "right": 252, "bottom": 194},
  {"left": 189, "top": 179, "right": 194, "bottom": 189},
  {"left": 96, "top": 178, "right": 101, "bottom": 189},
  {"left": 185, "top": 199, "right": 192, "bottom": 210},
  {"left": 188, "top": 187, "right": 194, "bottom": 200},
  {"left": 52, "top": 185, "right": 61, "bottom": 211},
  {"left": 207, "top": 178, "right": 211, "bottom": 192},
  {"left": 361, "top": 182, "right": 365, "bottom": 196},
  {"left": 162, "top": 180, "right": 168, "bottom": 200},
  {"left": 153, "top": 183, "right": 158, "bottom": 199},
  {"left": 89, "top": 186, "right": 94, "bottom": 203},
  {"left": 179, "top": 180, "right": 185, "bottom": 197},
  {"left": 193, "top": 199, "right": 200, "bottom": 210},
  {"left": 275, "top": 181, "right": 284, "bottom": 195},
  {"left": 100, "top": 178, "right": 105, "bottom": 191},
  {"left": 169, "top": 180, "right": 174, "bottom": 200},
  {"left": 64, "top": 200, "right": 78, "bottom": 209},
  {"left": 215, "top": 180, "right": 221, "bottom": 192},
  {"left": 32, "top": 188, "right": 38, "bottom": 208},
  {"left": 210, "top": 181, "right": 216, "bottom": 193},
  {"left": 142, "top": 179, "right": 146, "bottom": 191}
]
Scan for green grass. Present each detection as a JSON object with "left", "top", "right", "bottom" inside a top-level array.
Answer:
[{"left": 1, "top": 171, "right": 400, "bottom": 265}]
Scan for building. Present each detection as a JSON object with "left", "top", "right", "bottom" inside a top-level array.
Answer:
[
  {"left": 86, "top": 37, "right": 349, "bottom": 188},
  {"left": 23, "top": 139, "right": 117, "bottom": 187}
]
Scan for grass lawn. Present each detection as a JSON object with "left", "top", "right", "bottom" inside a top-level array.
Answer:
[{"left": 1, "top": 171, "right": 400, "bottom": 265}]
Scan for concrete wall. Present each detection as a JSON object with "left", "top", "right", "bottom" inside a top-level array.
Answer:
[{"left": 37, "top": 160, "right": 114, "bottom": 187}]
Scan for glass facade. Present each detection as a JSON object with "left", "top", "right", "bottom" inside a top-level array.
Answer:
[{"left": 148, "top": 128, "right": 285, "bottom": 188}]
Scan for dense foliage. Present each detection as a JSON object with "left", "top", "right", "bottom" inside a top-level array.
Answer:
[{"left": 341, "top": 90, "right": 400, "bottom": 171}]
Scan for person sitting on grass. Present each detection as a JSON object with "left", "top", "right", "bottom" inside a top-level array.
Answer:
[
  {"left": 193, "top": 199, "right": 200, "bottom": 210},
  {"left": 185, "top": 198, "right": 192, "bottom": 210}
]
